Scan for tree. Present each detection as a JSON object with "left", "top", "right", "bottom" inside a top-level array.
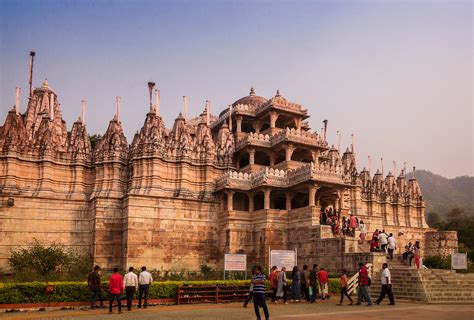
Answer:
[
  {"left": 8, "top": 239, "right": 85, "bottom": 281},
  {"left": 88, "top": 134, "right": 102, "bottom": 149}
]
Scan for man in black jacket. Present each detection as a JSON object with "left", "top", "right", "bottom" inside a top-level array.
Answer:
[{"left": 88, "top": 265, "right": 103, "bottom": 309}]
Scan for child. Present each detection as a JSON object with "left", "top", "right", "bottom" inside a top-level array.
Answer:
[{"left": 336, "top": 269, "right": 353, "bottom": 306}]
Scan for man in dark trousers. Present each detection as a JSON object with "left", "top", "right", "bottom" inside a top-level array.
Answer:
[
  {"left": 138, "top": 266, "right": 153, "bottom": 308},
  {"left": 309, "top": 264, "right": 319, "bottom": 303},
  {"left": 87, "top": 265, "right": 103, "bottom": 309},
  {"left": 252, "top": 266, "right": 269, "bottom": 320},
  {"left": 356, "top": 262, "right": 372, "bottom": 306},
  {"left": 375, "top": 263, "right": 395, "bottom": 305}
]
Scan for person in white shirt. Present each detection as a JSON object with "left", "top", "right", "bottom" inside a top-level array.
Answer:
[
  {"left": 375, "top": 263, "right": 395, "bottom": 305},
  {"left": 387, "top": 233, "right": 396, "bottom": 260},
  {"left": 123, "top": 267, "right": 138, "bottom": 311},
  {"left": 378, "top": 230, "right": 388, "bottom": 253},
  {"left": 138, "top": 266, "right": 153, "bottom": 308}
]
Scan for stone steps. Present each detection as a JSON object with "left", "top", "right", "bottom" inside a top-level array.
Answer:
[{"left": 368, "top": 267, "right": 474, "bottom": 303}]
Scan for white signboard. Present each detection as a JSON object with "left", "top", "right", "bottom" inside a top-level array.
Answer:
[
  {"left": 451, "top": 253, "right": 468, "bottom": 270},
  {"left": 270, "top": 250, "right": 297, "bottom": 270},
  {"left": 224, "top": 254, "right": 247, "bottom": 271}
]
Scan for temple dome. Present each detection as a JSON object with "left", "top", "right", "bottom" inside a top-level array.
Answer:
[{"left": 231, "top": 86, "right": 267, "bottom": 108}]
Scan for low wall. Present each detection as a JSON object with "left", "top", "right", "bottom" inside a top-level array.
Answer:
[{"left": 424, "top": 231, "right": 458, "bottom": 257}]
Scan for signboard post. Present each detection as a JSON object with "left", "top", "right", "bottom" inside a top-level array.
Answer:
[
  {"left": 270, "top": 249, "right": 297, "bottom": 270},
  {"left": 224, "top": 254, "right": 247, "bottom": 280},
  {"left": 451, "top": 252, "right": 468, "bottom": 270}
]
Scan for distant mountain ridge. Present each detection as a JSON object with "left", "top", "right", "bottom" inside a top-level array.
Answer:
[{"left": 406, "top": 170, "right": 474, "bottom": 217}]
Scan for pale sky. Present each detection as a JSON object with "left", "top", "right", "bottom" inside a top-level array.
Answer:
[{"left": 1, "top": 0, "right": 472, "bottom": 178}]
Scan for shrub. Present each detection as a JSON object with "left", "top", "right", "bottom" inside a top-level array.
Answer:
[
  {"left": 0, "top": 279, "right": 342, "bottom": 304},
  {"left": 8, "top": 239, "right": 91, "bottom": 282},
  {"left": 423, "top": 255, "right": 451, "bottom": 269}
]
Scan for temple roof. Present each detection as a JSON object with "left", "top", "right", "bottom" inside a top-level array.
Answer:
[{"left": 231, "top": 86, "right": 268, "bottom": 108}]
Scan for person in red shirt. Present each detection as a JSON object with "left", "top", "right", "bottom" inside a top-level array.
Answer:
[
  {"left": 356, "top": 262, "right": 372, "bottom": 306},
  {"left": 108, "top": 267, "right": 123, "bottom": 314},
  {"left": 269, "top": 266, "right": 279, "bottom": 303},
  {"left": 317, "top": 267, "right": 329, "bottom": 300}
]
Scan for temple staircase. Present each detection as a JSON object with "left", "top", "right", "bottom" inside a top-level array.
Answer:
[{"left": 369, "top": 256, "right": 474, "bottom": 303}]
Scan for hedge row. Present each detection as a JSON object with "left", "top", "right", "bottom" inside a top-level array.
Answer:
[{"left": 0, "top": 279, "right": 341, "bottom": 304}]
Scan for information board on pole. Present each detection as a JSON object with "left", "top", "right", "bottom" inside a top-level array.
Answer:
[
  {"left": 270, "top": 250, "right": 297, "bottom": 270},
  {"left": 224, "top": 254, "right": 247, "bottom": 271},
  {"left": 451, "top": 253, "right": 467, "bottom": 270}
]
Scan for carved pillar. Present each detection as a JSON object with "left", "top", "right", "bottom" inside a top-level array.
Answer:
[
  {"left": 248, "top": 192, "right": 254, "bottom": 212},
  {"left": 285, "top": 144, "right": 295, "bottom": 161},
  {"left": 253, "top": 120, "right": 262, "bottom": 134},
  {"left": 236, "top": 115, "right": 243, "bottom": 134},
  {"left": 226, "top": 190, "right": 234, "bottom": 211},
  {"left": 295, "top": 117, "right": 302, "bottom": 132},
  {"left": 248, "top": 147, "right": 255, "bottom": 165},
  {"left": 263, "top": 188, "right": 271, "bottom": 210},
  {"left": 269, "top": 153, "right": 276, "bottom": 166},
  {"left": 285, "top": 192, "right": 292, "bottom": 210},
  {"left": 312, "top": 150, "right": 320, "bottom": 165},
  {"left": 270, "top": 111, "right": 278, "bottom": 129},
  {"left": 308, "top": 184, "right": 318, "bottom": 207}
]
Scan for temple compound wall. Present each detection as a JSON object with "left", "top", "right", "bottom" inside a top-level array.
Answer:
[{"left": 0, "top": 80, "right": 457, "bottom": 272}]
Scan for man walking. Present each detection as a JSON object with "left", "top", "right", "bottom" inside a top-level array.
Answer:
[
  {"left": 252, "top": 266, "right": 269, "bottom": 320},
  {"left": 138, "top": 266, "right": 153, "bottom": 308},
  {"left": 375, "top": 263, "right": 395, "bottom": 305},
  {"left": 269, "top": 266, "right": 278, "bottom": 303},
  {"left": 108, "top": 267, "right": 123, "bottom": 314},
  {"left": 378, "top": 229, "right": 388, "bottom": 253},
  {"left": 87, "top": 265, "right": 103, "bottom": 309},
  {"left": 123, "top": 267, "right": 138, "bottom": 311},
  {"left": 387, "top": 233, "right": 396, "bottom": 261},
  {"left": 356, "top": 262, "right": 372, "bottom": 306},
  {"left": 309, "top": 264, "right": 318, "bottom": 303},
  {"left": 300, "top": 265, "right": 310, "bottom": 302}
]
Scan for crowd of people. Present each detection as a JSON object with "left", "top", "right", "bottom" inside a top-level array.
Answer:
[
  {"left": 323, "top": 209, "right": 423, "bottom": 270},
  {"left": 321, "top": 208, "right": 361, "bottom": 237},
  {"left": 246, "top": 262, "right": 397, "bottom": 320},
  {"left": 87, "top": 265, "right": 153, "bottom": 314}
]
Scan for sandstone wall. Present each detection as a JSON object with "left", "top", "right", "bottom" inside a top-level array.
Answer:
[
  {"left": 424, "top": 231, "right": 458, "bottom": 257},
  {"left": 0, "top": 156, "right": 94, "bottom": 270}
]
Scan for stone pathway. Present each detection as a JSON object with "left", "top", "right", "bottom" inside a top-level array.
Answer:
[{"left": 0, "top": 300, "right": 473, "bottom": 320}]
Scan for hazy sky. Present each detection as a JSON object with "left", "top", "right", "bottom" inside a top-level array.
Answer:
[{"left": 1, "top": 0, "right": 472, "bottom": 178}]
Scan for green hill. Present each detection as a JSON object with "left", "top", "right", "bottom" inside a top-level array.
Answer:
[{"left": 407, "top": 170, "right": 474, "bottom": 218}]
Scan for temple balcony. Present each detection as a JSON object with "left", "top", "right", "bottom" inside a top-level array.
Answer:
[
  {"left": 215, "top": 161, "right": 350, "bottom": 192},
  {"left": 234, "top": 128, "right": 328, "bottom": 153}
]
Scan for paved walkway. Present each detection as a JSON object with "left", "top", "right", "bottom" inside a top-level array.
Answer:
[{"left": 1, "top": 300, "right": 473, "bottom": 320}]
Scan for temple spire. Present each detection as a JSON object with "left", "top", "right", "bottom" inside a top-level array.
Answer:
[
  {"left": 368, "top": 156, "right": 372, "bottom": 173},
  {"left": 381, "top": 157, "right": 384, "bottom": 176},
  {"left": 183, "top": 96, "right": 188, "bottom": 120},
  {"left": 323, "top": 120, "right": 328, "bottom": 142},
  {"left": 81, "top": 99, "right": 86, "bottom": 125},
  {"left": 393, "top": 161, "right": 396, "bottom": 177},
  {"left": 206, "top": 100, "right": 210, "bottom": 126},
  {"left": 28, "top": 51, "right": 35, "bottom": 97},
  {"left": 116, "top": 96, "right": 121, "bottom": 122},
  {"left": 15, "top": 87, "right": 20, "bottom": 114},
  {"left": 147, "top": 81, "right": 155, "bottom": 113}
]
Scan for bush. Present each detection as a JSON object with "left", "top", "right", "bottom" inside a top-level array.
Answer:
[
  {"left": 0, "top": 279, "right": 342, "bottom": 304},
  {"left": 8, "top": 239, "right": 91, "bottom": 282},
  {"left": 423, "top": 256, "right": 451, "bottom": 269}
]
